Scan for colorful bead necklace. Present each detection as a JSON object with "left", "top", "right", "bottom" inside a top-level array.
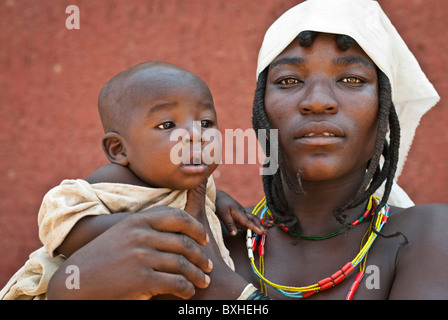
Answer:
[
  {"left": 277, "top": 195, "right": 376, "bottom": 240},
  {"left": 247, "top": 196, "right": 390, "bottom": 299}
]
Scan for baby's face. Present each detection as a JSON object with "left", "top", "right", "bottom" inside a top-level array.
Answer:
[{"left": 121, "top": 67, "right": 219, "bottom": 190}]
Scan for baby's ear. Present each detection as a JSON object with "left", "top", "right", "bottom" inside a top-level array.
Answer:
[{"left": 102, "top": 132, "right": 129, "bottom": 166}]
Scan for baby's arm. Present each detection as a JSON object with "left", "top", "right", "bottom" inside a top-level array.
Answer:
[
  {"left": 57, "top": 164, "right": 265, "bottom": 257},
  {"left": 87, "top": 164, "right": 266, "bottom": 235},
  {"left": 88, "top": 164, "right": 267, "bottom": 237},
  {"left": 57, "top": 212, "right": 131, "bottom": 257},
  {"left": 56, "top": 164, "right": 140, "bottom": 257}
]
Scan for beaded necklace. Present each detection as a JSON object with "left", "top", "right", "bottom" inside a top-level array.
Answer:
[
  {"left": 247, "top": 196, "right": 390, "bottom": 299},
  {"left": 276, "top": 195, "right": 376, "bottom": 240}
]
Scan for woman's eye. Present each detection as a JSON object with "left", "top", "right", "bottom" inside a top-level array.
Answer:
[
  {"left": 157, "top": 122, "right": 175, "bottom": 130},
  {"left": 278, "top": 78, "right": 300, "bottom": 85},
  {"left": 201, "top": 120, "right": 212, "bottom": 128},
  {"left": 341, "top": 77, "right": 363, "bottom": 84}
]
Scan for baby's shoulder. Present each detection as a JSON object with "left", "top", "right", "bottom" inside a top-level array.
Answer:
[{"left": 86, "top": 163, "right": 148, "bottom": 187}]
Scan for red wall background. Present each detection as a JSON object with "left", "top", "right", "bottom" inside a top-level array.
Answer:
[{"left": 1, "top": 0, "right": 447, "bottom": 288}]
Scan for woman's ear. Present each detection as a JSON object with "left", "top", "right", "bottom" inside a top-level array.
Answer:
[{"left": 102, "top": 132, "right": 130, "bottom": 166}]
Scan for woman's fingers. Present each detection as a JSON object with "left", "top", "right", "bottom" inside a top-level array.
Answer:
[
  {"left": 138, "top": 205, "right": 209, "bottom": 246},
  {"left": 152, "top": 232, "right": 213, "bottom": 273},
  {"left": 149, "top": 251, "right": 211, "bottom": 289},
  {"left": 142, "top": 271, "right": 197, "bottom": 300}
]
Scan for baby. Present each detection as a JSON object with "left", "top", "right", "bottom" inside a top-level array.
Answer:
[
  {"left": 1, "top": 62, "right": 264, "bottom": 300},
  {"left": 40, "top": 61, "right": 264, "bottom": 262}
]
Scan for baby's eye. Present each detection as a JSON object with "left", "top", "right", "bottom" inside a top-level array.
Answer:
[
  {"left": 341, "top": 77, "right": 363, "bottom": 84},
  {"left": 201, "top": 120, "right": 213, "bottom": 128},
  {"left": 157, "top": 121, "right": 175, "bottom": 130}
]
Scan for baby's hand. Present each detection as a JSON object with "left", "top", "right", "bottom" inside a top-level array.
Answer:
[{"left": 215, "top": 190, "right": 266, "bottom": 236}]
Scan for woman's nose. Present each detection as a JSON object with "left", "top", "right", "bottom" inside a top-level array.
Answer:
[{"left": 299, "top": 81, "right": 338, "bottom": 115}]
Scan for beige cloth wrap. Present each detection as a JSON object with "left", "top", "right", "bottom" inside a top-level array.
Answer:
[{"left": 1, "top": 177, "right": 233, "bottom": 300}]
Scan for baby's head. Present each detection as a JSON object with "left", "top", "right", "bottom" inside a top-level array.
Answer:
[{"left": 97, "top": 61, "right": 219, "bottom": 189}]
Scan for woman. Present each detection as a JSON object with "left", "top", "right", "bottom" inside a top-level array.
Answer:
[{"left": 47, "top": 0, "right": 448, "bottom": 299}]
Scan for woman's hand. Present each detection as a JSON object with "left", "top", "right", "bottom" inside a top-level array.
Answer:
[
  {"left": 47, "top": 205, "right": 212, "bottom": 300},
  {"left": 47, "top": 180, "right": 250, "bottom": 300}
]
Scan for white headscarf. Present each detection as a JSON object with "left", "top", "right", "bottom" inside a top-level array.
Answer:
[{"left": 256, "top": 0, "right": 440, "bottom": 207}]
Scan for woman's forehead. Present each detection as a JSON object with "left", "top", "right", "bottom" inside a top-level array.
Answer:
[{"left": 270, "top": 33, "right": 375, "bottom": 70}]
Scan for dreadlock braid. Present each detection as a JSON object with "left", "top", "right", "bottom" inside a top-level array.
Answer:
[
  {"left": 252, "top": 31, "right": 401, "bottom": 238},
  {"left": 253, "top": 69, "right": 302, "bottom": 235},
  {"left": 332, "top": 68, "right": 398, "bottom": 223}
]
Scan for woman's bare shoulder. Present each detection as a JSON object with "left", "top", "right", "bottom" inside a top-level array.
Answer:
[
  {"left": 387, "top": 202, "right": 448, "bottom": 299},
  {"left": 388, "top": 202, "right": 448, "bottom": 231}
]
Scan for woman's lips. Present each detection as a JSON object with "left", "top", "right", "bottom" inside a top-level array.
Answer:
[
  {"left": 295, "top": 121, "right": 345, "bottom": 146},
  {"left": 303, "top": 132, "right": 335, "bottom": 137},
  {"left": 298, "top": 134, "right": 344, "bottom": 146}
]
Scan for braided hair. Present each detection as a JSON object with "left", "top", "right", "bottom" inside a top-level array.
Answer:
[{"left": 252, "top": 31, "right": 401, "bottom": 238}]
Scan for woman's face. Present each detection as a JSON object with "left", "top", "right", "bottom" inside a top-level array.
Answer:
[{"left": 264, "top": 33, "right": 379, "bottom": 183}]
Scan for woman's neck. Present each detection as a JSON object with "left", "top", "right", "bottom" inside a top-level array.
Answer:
[{"left": 281, "top": 169, "right": 367, "bottom": 235}]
